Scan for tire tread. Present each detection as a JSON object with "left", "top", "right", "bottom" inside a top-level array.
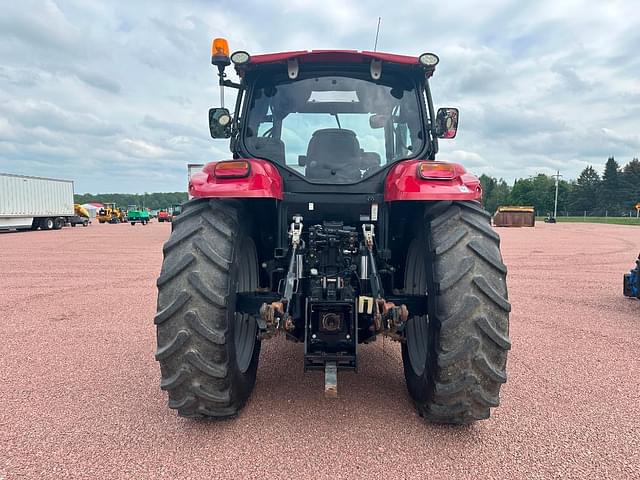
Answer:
[{"left": 404, "top": 201, "right": 510, "bottom": 424}]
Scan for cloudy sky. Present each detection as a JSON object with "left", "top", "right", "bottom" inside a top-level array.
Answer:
[{"left": 1, "top": 0, "right": 639, "bottom": 193}]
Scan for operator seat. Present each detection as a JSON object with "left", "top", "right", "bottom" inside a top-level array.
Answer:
[{"left": 304, "top": 129, "right": 362, "bottom": 182}]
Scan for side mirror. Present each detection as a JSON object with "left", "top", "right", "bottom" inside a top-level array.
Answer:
[
  {"left": 209, "top": 107, "right": 232, "bottom": 138},
  {"left": 435, "top": 108, "right": 459, "bottom": 139}
]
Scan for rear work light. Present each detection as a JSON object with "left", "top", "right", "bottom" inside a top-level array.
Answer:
[
  {"left": 214, "top": 160, "right": 251, "bottom": 178},
  {"left": 231, "top": 50, "right": 251, "bottom": 65},
  {"left": 418, "top": 53, "right": 439, "bottom": 67},
  {"left": 417, "top": 162, "right": 456, "bottom": 180}
]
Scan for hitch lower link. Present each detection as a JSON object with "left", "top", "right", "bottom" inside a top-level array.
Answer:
[
  {"left": 257, "top": 215, "right": 303, "bottom": 340},
  {"left": 258, "top": 218, "right": 410, "bottom": 341},
  {"left": 257, "top": 301, "right": 295, "bottom": 339},
  {"left": 358, "top": 296, "right": 409, "bottom": 341},
  {"left": 258, "top": 296, "right": 410, "bottom": 341}
]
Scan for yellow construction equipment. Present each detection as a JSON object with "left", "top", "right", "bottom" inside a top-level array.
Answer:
[
  {"left": 97, "top": 203, "right": 126, "bottom": 224},
  {"left": 74, "top": 204, "right": 90, "bottom": 218}
]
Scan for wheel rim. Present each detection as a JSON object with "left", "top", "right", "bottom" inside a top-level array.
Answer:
[
  {"left": 404, "top": 238, "right": 430, "bottom": 377},
  {"left": 406, "top": 315, "right": 429, "bottom": 376},
  {"left": 235, "top": 314, "right": 257, "bottom": 373},
  {"left": 234, "top": 238, "right": 258, "bottom": 373}
]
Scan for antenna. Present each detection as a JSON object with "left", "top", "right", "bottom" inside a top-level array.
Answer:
[{"left": 374, "top": 17, "right": 381, "bottom": 52}]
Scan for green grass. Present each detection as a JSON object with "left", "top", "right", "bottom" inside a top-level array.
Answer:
[{"left": 535, "top": 216, "right": 640, "bottom": 225}]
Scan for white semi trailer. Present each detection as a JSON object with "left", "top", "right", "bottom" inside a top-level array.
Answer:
[
  {"left": 0, "top": 173, "right": 75, "bottom": 231},
  {"left": 187, "top": 163, "right": 204, "bottom": 200}
]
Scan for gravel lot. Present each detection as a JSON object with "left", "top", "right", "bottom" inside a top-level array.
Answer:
[{"left": 1, "top": 220, "right": 639, "bottom": 479}]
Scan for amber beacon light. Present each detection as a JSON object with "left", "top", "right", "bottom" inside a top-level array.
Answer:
[{"left": 211, "top": 38, "right": 231, "bottom": 66}]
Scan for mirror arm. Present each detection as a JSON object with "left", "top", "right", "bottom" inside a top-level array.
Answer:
[
  {"left": 423, "top": 80, "right": 439, "bottom": 154},
  {"left": 216, "top": 66, "right": 227, "bottom": 108},
  {"left": 221, "top": 79, "right": 242, "bottom": 89}
]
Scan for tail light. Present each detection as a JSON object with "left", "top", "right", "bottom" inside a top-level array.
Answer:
[
  {"left": 417, "top": 162, "right": 456, "bottom": 180},
  {"left": 214, "top": 160, "right": 251, "bottom": 178}
]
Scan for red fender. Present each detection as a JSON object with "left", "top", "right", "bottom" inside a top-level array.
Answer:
[
  {"left": 189, "top": 159, "right": 283, "bottom": 200},
  {"left": 384, "top": 160, "right": 482, "bottom": 202}
]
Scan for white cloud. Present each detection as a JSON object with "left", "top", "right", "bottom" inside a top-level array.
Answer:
[
  {"left": 0, "top": 0, "right": 638, "bottom": 192},
  {"left": 119, "top": 138, "right": 171, "bottom": 158}
]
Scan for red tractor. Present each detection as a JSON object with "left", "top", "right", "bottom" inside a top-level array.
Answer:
[
  {"left": 157, "top": 209, "right": 172, "bottom": 222},
  {"left": 154, "top": 39, "right": 510, "bottom": 424}
]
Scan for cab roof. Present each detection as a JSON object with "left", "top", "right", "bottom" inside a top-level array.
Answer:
[
  {"left": 233, "top": 50, "right": 437, "bottom": 79},
  {"left": 247, "top": 50, "right": 421, "bottom": 66}
]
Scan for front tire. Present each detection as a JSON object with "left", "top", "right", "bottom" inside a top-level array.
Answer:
[
  {"left": 155, "top": 198, "right": 261, "bottom": 418},
  {"left": 402, "top": 201, "right": 511, "bottom": 424}
]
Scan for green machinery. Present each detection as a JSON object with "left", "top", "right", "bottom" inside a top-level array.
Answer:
[{"left": 127, "top": 205, "right": 150, "bottom": 226}]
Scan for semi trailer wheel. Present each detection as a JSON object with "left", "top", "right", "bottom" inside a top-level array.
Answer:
[
  {"left": 155, "top": 198, "right": 261, "bottom": 418},
  {"left": 402, "top": 201, "right": 511, "bottom": 424},
  {"left": 53, "top": 217, "right": 64, "bottom": 230},
  {"left": 41, "top": 218, "right": 54, "bottom": 230}
]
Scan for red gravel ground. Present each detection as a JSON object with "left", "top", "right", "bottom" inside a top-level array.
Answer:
[{"left": 1, "top": 221, "right": 639, "bottom": 479}]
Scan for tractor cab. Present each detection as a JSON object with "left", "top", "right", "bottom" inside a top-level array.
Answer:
[{"left": 206, "top": 47, "right": 459, "bottom": 190}]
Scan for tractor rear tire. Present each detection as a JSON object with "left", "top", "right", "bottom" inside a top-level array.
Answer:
[
  {"left": 402, "top": 201, "right": 511, "bottom": 424},
  {"left": 155, "top": 198, "right": 261, "bottom": 418}
]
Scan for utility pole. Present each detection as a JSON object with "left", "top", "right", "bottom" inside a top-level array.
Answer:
[{"left": 551, "top": 170, "right": 562, "bottom": 220}]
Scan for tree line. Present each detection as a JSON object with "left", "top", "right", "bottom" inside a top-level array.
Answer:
[
  {"left": 74, "top": 192, "right": 188, "bottom": 211},
  {"left": 74, "top": 156, "right": 640, "bottom": 216},
  {"left": 480, "top": 157, "right": 640, "bottom": 216}
]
